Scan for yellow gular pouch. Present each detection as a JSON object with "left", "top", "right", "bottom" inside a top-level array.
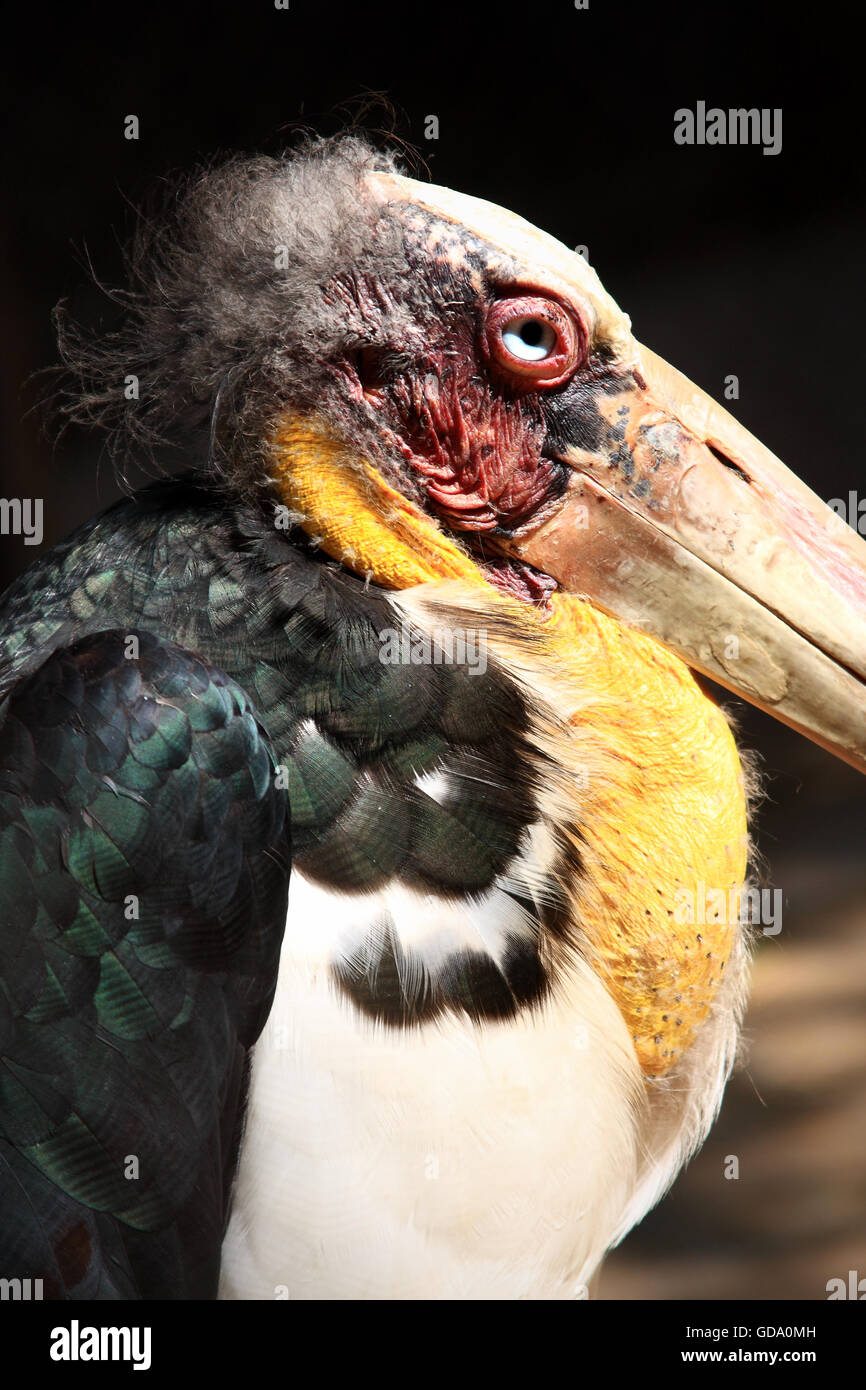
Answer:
[
  {"left": 270, "top": 412, "right": 749, "bottom": 1078},
  {"left": 543, "top": 597, "right": 748, "bottom": 1076}
]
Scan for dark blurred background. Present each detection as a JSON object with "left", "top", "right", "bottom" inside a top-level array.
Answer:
[{"left": 2, "top": 0, "right": 864, "bottom": 1299}]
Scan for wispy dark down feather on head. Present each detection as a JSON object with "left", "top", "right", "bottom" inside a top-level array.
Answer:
[
  {"left": 56, "top": 137, "right": 430, "bottom": 497},
  {"left": 3, "top": 133, "right": 866, "bottom": 1299}
]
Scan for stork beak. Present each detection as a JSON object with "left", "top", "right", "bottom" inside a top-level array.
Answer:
[{"left": 507, "top": 346, "right": 866, "bottom": 774}]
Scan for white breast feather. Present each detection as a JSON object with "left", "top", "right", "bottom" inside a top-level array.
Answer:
[{"left": 219, "top": 866, "right": 645, "bottom": 1299}]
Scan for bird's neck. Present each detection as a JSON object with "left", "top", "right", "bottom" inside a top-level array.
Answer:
[
  {"left": 271, "top": 413, "right": 483, "bottom": 588},
  {"left": 271, "top": 413, "right": 749, "bottom": 1078}
]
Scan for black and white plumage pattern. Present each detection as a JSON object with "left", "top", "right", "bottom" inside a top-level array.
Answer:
[{"left": 0, "top": 475, "right": 584, "bottom": 1297}]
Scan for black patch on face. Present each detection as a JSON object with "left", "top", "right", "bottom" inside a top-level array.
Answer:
[{"left": 541, "top": 358, "right": 640, "bottom": 459}]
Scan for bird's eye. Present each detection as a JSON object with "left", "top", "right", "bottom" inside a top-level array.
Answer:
[
  {"left": 501, "top": 316, "right": 558, "bottom": 361},
  {"left": 484, "top": 294, "right": 586, "bottom": 386}
]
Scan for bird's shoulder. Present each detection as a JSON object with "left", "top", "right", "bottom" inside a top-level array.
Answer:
[{"left": 0, "top": 471, "right": 561, "bottom": 1028}]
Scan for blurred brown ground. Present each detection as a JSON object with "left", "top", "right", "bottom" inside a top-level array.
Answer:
[{"left": 600, "top": 725, "right": 866, "bottom": 1301}]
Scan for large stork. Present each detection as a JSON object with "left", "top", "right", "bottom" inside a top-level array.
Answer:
[{"left": 0, "top": 136, "right": 864, "bottom": 1299}]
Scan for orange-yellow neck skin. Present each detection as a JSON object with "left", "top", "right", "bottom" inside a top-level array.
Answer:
[
  {"left": 271, "top": 415, "right": 749, "bottom": 1077},
  {"left": 543, "top": 600, "right": 747, "bottom": 1074}
]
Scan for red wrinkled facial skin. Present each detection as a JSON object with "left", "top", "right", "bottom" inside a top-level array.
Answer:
[
  {"left": 385, "top": 351, "right": 561, "bottom": 532},
  {"left": 483, "top": 557, "right": 559, "bottom": 606},
  {"left": 331, "top": 248, "right": 570, "bottom": 534}
]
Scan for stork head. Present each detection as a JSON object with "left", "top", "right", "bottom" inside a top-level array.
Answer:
[
  {"left": 353, "top": 167, "right": 866, "bottom": 777},
  {"left": 63, "top": 135, "right": 866, "bottom": 774}
]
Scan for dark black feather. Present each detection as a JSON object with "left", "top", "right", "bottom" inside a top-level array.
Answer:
[{"left": 0, "top": 630, "right": 289, "bottom": 1298}]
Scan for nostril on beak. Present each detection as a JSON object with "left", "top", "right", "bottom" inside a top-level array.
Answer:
[{"left": 707, "top": 443, "right": 752, "bottom": 485}]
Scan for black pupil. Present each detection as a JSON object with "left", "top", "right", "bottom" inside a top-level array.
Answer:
[{"left": 520, "top": 319, "right": 545, "bottom": 347}]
